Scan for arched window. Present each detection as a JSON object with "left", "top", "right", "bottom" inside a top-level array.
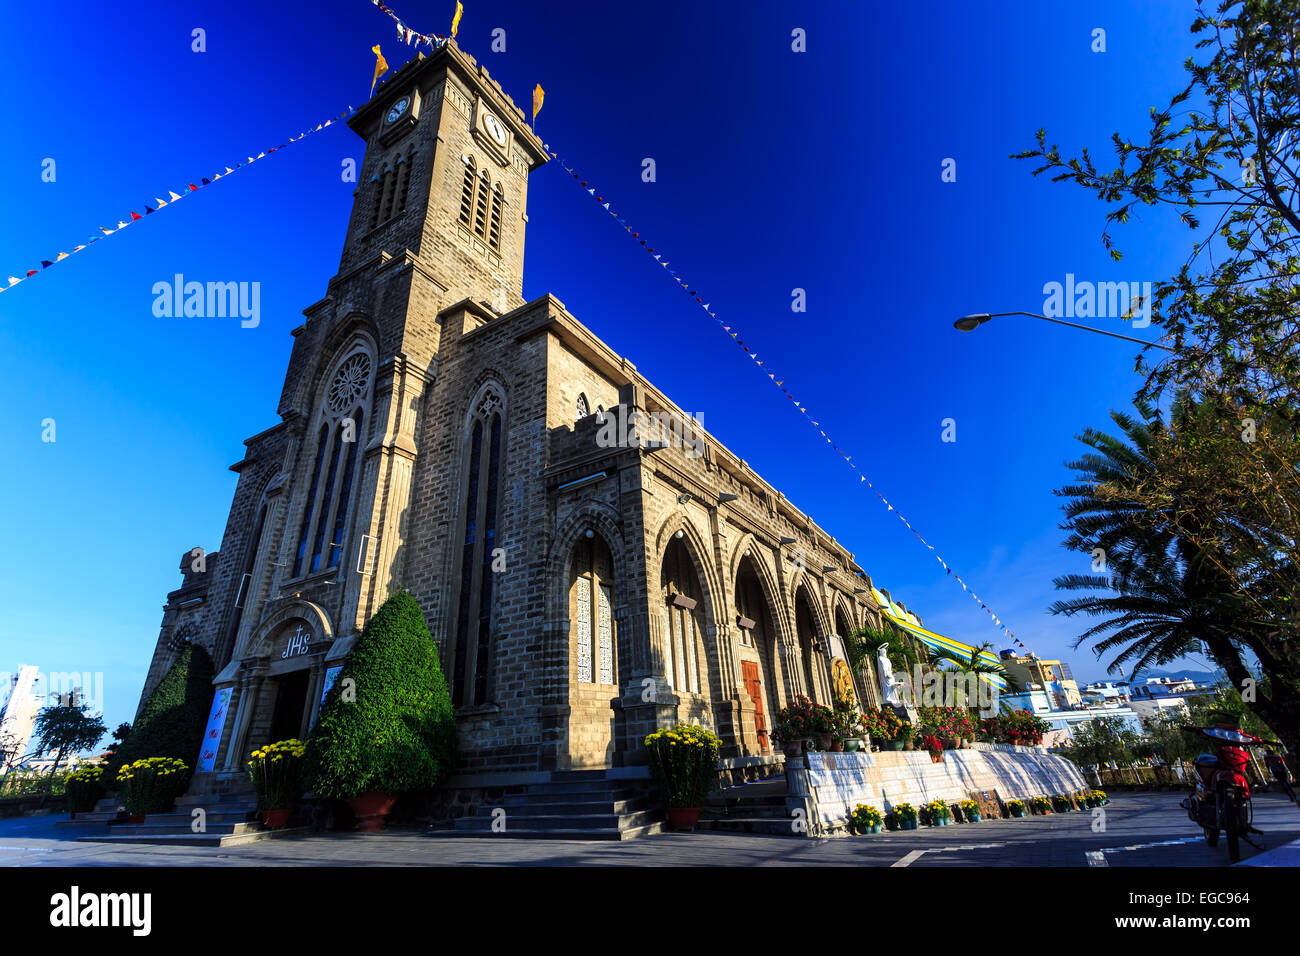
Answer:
[
  {"left": 575, "top": 393, "right": 589, "bottom": 421},
  {"left": 291, "top": 346, "right": 374, "bottom": 580},
  {"left": 661, "top": 536, "right": 702, "bottom": 693},
  {"left": 452, "top": 385, "right": 505, "bottom": 707},
  {"left": 473, "top": 169, "right": 491, "bottom": 240},
  {"left": 571, "top": 533, "right": 615, "bottom": 685},
  {"left": 458, "top": 157, "right": 477, "bottom": 229},
  {"left": 488, "top": 183, "right": 503, "bottom": 251},
  {"left": 396, "top": 153, "right": 411, "bottom": 215}
]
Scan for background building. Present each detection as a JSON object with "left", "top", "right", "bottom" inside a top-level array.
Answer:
[{"left": 0, "top": 666, "right": 44, "bottom": 767}]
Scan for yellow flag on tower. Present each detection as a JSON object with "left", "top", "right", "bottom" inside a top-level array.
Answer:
[
  {"left": 371, "top": 45, "right": 389, "bottom": 95},
  {"left": 451, "top": 1, "right": 464, "bottom": 38},
  {"left": 532, "top": 83, "right": 544, "bottom": 123}
]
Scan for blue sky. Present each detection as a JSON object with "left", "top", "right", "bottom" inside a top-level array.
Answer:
[{"left": 0, "top": 1, "right": 1207, "bottom": 734}]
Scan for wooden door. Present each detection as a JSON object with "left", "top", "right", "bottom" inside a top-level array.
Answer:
[{"left": 742, "top": 660, "right": 768, "bottom": 752}]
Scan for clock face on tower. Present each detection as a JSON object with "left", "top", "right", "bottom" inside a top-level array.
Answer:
[
  {"left": 482, "top": 112, "right": 507, "bottom": 147},
  {"left": 387, "top": 96, "right": 410, "bottom": 124}
]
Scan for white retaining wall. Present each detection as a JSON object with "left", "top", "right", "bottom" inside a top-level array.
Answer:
[{"left": 786, "top": 744, "right": 1088, "bottom": 836}]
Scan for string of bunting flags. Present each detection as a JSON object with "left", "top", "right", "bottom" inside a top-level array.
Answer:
[
  {"left": 370, "top": 0, "right": 452, "bottom": 48},
  {"left": 538, "top": 151, "right": 1031, "bottom": 652},
  {"left": 0, "top": 107, "right": 356, "bottom": 297}
]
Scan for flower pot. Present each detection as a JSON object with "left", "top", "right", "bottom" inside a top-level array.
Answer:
[
  {"left": 934, "top": 817, "right": 950, "bottom": 826},
  {"left": 818, "top": 733, "right": 833, "bottom": 751},
  {"left": 349, "top": 791, "right": 397, "bottom": 832},
  {"left": 261, "top": 808, "right": 292, "bottom": 829},
  {"left": 889, "top": 740, "right": 904, "bottom": 751},
  {"left": 1009, "top": 808, "right": 1026, "bottom": 818},
  {"left": 903, "top": 740, "right": 915, "bottom": 751},
  {"left": 782, "top": 739, "right": 804, "bottom": 758},
  {"left": 967, "top": 812, "right": 981, "bottom": 823},
  {"left": 899, "top": 819, "right": 918, "bottom": 830},
  {"left": 665, "top": 807, "right": 702, "bottom": 831},
  {"left": 943, "top": 738, "right": 958, "bottom": 750},
  {"left": 830, "top": 740, "right": 844, "bottom": 753},
  {"left": 844, "top": 739, "right": 861, "bottom": 753},
  {"left": 929, "top": 752, "right": 944, "bottom": 763}
]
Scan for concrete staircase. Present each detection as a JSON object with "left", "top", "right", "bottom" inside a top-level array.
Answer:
[
  {"left": 438, "top": 770, "right": 663, "bottom": 840},
  {"left": 695, "top": 775, "right": 798, "bottom": 836},
  {"left": 72, "top": 792, "right": 307, "bottom": 847}
]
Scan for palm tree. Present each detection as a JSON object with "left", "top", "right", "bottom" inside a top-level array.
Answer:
[{"left": 1049, "top": 399, "right": 1259, "bottom": 688}]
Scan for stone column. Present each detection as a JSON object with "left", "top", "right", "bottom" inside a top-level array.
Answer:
[{"left": 351, "top": 353, "right": 427, "bottom": 630}]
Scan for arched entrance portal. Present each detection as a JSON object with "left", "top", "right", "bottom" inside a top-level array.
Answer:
[{"left": 735, "top": 556, "right": 780, "bottom": 754}]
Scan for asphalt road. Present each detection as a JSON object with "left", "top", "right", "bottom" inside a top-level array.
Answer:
[{"left": 1, "top": 792, "right": 1297, "bottom": 867}]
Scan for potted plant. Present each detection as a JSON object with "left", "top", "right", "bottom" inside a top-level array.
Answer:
[
  {"left": 831, "top": 705, "right": 861, "bottom": 753},
  {"left": 920, "top": 733, "right": 945, "bottom": 763},
  {"left": 959, "top": 798, "right": 981, "bottom": 823},
  {"left": 850, "top": 803, "right": 884, "bottom": 834},
  {"left": 644, "top": 723, "right": 722, "bottom": 830},
  {"left": 810, "top": 703, "right": 836, "bottom": 751},
  {"left": 247, "top": 738, "right": 306, "bottom": 828},
  {"left": 1052, "top": 794, "right": 1072, "bottom": 813},
  {"left": 774, "top": 696, "right": 818, "bottom": 756},
  {"left": 867, "top": 708, "right": 908, "bottom": 750},
  {"left": 889, "top": 802, "right": 919, "bottom": 830},
  {"left": 303, "top": 591, "right": 457, "bottom": 832},
  {"left": 117, "top": 757, "right": 189, "bottom": 820},
  {"left": 1006, "top": 798, "right": 1027, "bottom": 818},
  {"left": 1091, "top": 789, "right": 1109, "bottom": 806},
  {"left": 1030, "top": 795, "right": 1053, "bottom": 815},
  {"left": 65, "top": 766, "right": 106, "bottom": 818},
  {"left": 922, "top": 799, "right": 951, "bottom": 826}
]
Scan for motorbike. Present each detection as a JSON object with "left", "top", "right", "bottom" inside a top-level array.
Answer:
[
  {"left": 1181, "top": 724, "right": 1280, "bottom": 863},
  {"left": 1262, "top": 749, "right": 1297, "bottom": 803}
]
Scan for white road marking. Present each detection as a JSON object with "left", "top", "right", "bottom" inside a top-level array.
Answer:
[
  {"left": 891, "top": 843, "right": 1005, "bottom": 867},
  {"left": 1085, "top": 836, "right": 1203, "bottom": 865}
]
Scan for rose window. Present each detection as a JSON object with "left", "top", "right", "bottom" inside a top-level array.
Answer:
[{"left": 326, "top": 353, "right": 370, "bottom": 414}]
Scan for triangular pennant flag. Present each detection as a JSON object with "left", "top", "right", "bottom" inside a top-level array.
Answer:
[
  {"left": 169, "top": 191, "right": 182, "bottom": 201},
  {"left": 130, "top": 211, "right": 142, "bottom": 221}
]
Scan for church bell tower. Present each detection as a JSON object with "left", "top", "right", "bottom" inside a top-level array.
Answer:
[{"left": 336, "top": 41, "right": 549, "bottom": 315}]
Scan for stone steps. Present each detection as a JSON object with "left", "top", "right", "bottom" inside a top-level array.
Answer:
[
  {"left": 449, "top": 770, "right": 662, "bottom": 839},
  {"left": 693, "top": 775, "right": 797, "bottom": 835},
  {"left": 79, "top": 827, "right": 308, "bottom": 848},
  {"left": 694, "top": 817, "right": 800, "bottom": 836},
  {"left": 75, "top": 795, "right": 268, "bottom": 847},
  {"left": 432, "top": 822, "right": 663, "bottom": 841}
]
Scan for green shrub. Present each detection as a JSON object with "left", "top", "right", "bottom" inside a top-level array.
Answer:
[
  {"left": 105, "top": 644, "right": 214, "bottom": 786},
  {"left": 65, "top": 766, "right": 106, "bottom": 812},
  {"left": 303, "top": 591, "right": 456, "bottom": 801}
]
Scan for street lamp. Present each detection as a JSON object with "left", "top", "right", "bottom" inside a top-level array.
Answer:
[{"left": 954, "top": 311, "right": 1174, "bottom": 351}]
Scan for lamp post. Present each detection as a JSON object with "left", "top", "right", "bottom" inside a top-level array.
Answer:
[{"left": 953, "top": 311, "right": 1174, "bottom": 351}]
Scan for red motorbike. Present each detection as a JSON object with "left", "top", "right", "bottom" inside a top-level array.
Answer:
[{"left": 1181, "top": 725, "right": 1275, "bottom": 863}]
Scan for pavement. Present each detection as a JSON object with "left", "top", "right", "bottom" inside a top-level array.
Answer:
[{"left": 2, "top": 792, "right": 1298, "bottom": 866}]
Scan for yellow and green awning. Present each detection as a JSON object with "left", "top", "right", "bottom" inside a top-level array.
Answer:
[{"left": 872, "top": 587, "right": 1008, "bottom": 690}]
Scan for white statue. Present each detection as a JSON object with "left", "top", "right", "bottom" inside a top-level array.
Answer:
[{"left": 877, "top": 644, "right": 904, "bottom": 707}]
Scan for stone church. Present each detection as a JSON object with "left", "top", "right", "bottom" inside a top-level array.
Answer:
[{"left": 138, "top": 40, "right": 899, "bottom": 796}]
